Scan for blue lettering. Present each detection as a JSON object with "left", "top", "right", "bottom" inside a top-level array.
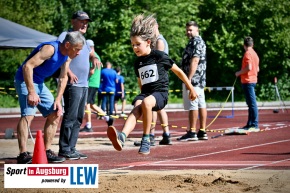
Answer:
[
  {"left": 77, "top": 167, "right": 83, "bottom": 185},
  {"left": 70, "top": 166, "right": 98, "bottom": 185},
  {"left": 84, "top": 167, "right": 97, "bottom": 185},
  {"left": 70, "top": 167, "right": 76, "bottom": 185}
]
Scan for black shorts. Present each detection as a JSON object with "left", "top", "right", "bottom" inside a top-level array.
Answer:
[
  {"left": 132, "top": 92, "right": 168, "bottom": 111},
  {"left": 114, "top": 93, "right": 126, "bottom": 102},
  {"left": 87, "top": 87, "right": 98, "bottom": 104}
]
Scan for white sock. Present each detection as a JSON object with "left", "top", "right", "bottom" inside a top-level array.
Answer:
[
  {"left": 104, "top": 115, "right": 109, "bottom": 122},
  {"left": 86, "top": 122, "right": 91, "bottom": 128}
]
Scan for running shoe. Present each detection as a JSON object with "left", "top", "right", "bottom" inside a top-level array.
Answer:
[
  {"left": 134, "top": 135, "right": 155, "bottom": 146},
  {"left": 120, "top": 113, "right": 127, "bottom": 118},
  {"left": 106, "top": 117, "right": 114, "bottom": 126},
  {"left": 58, "top": 151, "right": 80, "bottom": 160},
  {"left": 46, "top": 149, "right": 66, "bottom": 163},
  {"left": 80, "top": 126, "right": 93, "bottom": 132},
  {"left": 107, "top": 126, "right": 125, "bottom": 151},
  {"left": 17, "top": 151, "right": 32, "bottom": 164},
  {"left": 138, "top": 137, "right": 150, "bottom": 155},
  {"left": 177, "top": 131, "right": 198, "bottom": 141},
  {"left": 244, "top": 126, "right": 260, "bottom": 132},
  {"left": 159, "top": 133, "right": 173, "bottom": 145},
  {"left": 72, "top": 150, "right": 88, "bottom": 159},
  {"left": 197, "top": 130, "right": 208, "bottom": 140}
]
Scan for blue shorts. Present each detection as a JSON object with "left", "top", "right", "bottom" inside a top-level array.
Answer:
[
  {"left": 14, "top": 80, "right": 55, "bottom": 117},
  {"left": 132, "top": 92, "right": 168, "bottom": 111}
]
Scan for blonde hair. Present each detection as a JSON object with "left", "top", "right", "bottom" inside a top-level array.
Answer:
[{"left": 130, "top": 14, "right": 157, "bottom": 48}]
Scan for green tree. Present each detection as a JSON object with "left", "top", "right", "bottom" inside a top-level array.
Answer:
[
  {"left": 141, "top": 0, "right": 201, "bottom": 98},
  {"left": 198, "top": 0, "right": 290, "bottom": 100},
  {"left": 0, "top": 0, "right": 58, "bottom": 97},
  {"left": 0, "top": 0, "right": 290, "bottom": 107}
]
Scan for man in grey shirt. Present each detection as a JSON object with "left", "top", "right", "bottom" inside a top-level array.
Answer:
[{"left": 58, "top": 11, "right": 101, "bottom": 160}]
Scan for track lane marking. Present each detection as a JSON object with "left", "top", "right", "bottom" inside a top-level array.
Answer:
[
  {"left": 240, "top": 158, "right": 290, "bottom": 170},
  {"left": 112, "top": 139, "right": 290, "bottom": 170}
]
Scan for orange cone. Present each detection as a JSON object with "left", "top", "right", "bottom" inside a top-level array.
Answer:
[{"left": 32, "top": 130, "right": 48, "bottom": 164}]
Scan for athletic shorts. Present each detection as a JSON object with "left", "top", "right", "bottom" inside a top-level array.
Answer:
[
  {"left": 114, "top": 92, "right": 126, "bottom": 102},
  {"left": 14, "top": 80, "right": 55, "bottom": 117},
  {"left": 132, "top": 91, "right": 168, "bottom": 111},
  {"left": 182, "top": 84, "right": 206, "bottom": 110},
  {"left": 87, "top": 87, "right": 98, "bottom": 104}
]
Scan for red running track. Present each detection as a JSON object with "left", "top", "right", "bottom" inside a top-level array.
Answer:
[{"left": 1, "top": 109, "right": 290, "bottom": 170}]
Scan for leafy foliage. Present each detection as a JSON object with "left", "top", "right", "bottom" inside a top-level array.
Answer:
[
  {"left": 0, "top": 0, "right": 289, "bottom": 107},
  {"left": 198, "top": 0, "right": 290, "bottom": 100}
]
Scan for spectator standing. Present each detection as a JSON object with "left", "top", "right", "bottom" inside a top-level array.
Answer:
[
  {"left": 58, "top": 11, "right": 101, "bottom": 160},
  {"left": 97, "top": 84, "right": 103, "bottom": 106},
  {"left": 235, "top": 36, "right": 260, "bottom": 132},
  {"left": 100, "top": 61, "right": 118, "bottom": 116},
  {"left": 178, "top": 21, "right": 208, "bottom": 141},
  {"left": 81, "top": 39, "right": 114, "bottom": 132},
  {"left": 114, "top": 66, "right": 127, "bottom": 117},
  {"left": 14, "top": 31, "right": 85, "bottom": 164}
]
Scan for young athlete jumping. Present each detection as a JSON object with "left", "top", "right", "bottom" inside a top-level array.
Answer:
[{"left": 107, "top": 14, "right": 197, "bottom": 155}]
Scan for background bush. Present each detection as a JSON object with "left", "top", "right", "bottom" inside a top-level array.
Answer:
[{"left": 0, "top": 0, "right": 289, "bottom": 107}]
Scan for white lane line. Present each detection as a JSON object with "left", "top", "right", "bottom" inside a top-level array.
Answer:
[
  {"left": 276, "top": 123, "right": 286, "bottom": 126},
  {"left": 150, "top": 163, "right": 266, "bottom": 166},
  {"left": 264, "top": 125, "right": 289, "bottom": 131},
  {"left": 0, "top": 114, "right": 42, "bottom": 118},
  {"left": 112, "top": 139, "right": 290, "bottom": 170},
  {"left": 153, "top": 164, "right": 254, "bottom": 166},
  {"left": 240, "top": 158, "right": 290, "bottom": 170}
]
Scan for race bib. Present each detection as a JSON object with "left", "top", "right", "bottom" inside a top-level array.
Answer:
[{"left": 138, "top": 64, "right": 159, "bottom": 85}]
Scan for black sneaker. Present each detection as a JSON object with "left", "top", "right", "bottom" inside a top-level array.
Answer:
[
  {"left": 134, "top": 135, "right": 155, "bottom": 146},
  {"left": 46, "top": 149, "right": 65, "bottom": 163},
  {"left": 80, "top": 126, "right": 93, "bottom": 132},
  {"left": 58, "top": 151, "right": 80, "bottom": 160},
  {"left": 159, "top": 133, "right": 172, "bottom": 145},
  {"left": 72, "top": 150, "right": 88, "bottom": 159},
  {"left": 177, "top": 131, "right": 198, "bottom": 141},
  {"left": 197, "top": 130, "right": 208, "bottom": 140},
  {"left": 17, "top": 151, "right": 32, "bottom": 164},
  {"left": 106, "top": 117, "right": 114, "bottom": 126},
  {"left": 107, "top": 126, "right": 125, "bottom": 151},
  {"left": 133, "top": 141, "right": 140, "bottom": 146},
  {"left": 138, "top": 137, "right": 150, "bottom": 155}
]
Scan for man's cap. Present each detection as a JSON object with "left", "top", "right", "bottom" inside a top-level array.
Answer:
[
  {"left": 86, "top": 39, "right": 94, "bottom": 47},
  {"left": 186, "top": 21, "right": 199, "bottom": 28},
  {"left": 72, "top": 11, "right": 92, "bottom": 22}
]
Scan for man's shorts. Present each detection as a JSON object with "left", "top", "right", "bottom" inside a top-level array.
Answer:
[
  {"left": 182, "top": 84, "right": 206, "bottom": 110},
  {"left": 114, "top": 92, "right": 126, "bottom": 102},
  {"left": 87, "top": 87, "right": 98, "bottom": 104},
  {"left": 132, "top": 91, "right": 168, "bottom": 111},
  {"left": 14, "top": 80, "right": 55, "bottom": 117}
]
